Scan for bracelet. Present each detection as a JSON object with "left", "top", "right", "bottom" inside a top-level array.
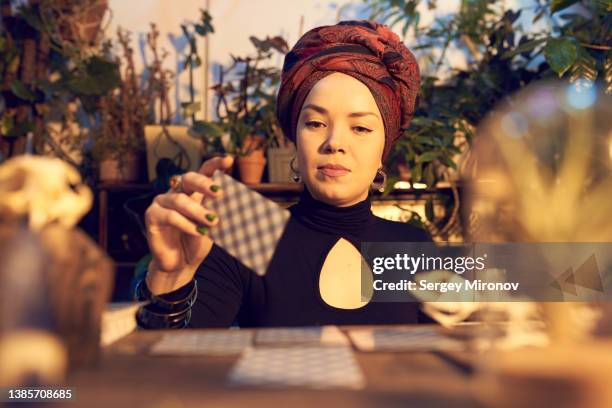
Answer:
[
  {"left": 134, "top": 278, "right": 198, "bottom": 329},
  {"left": 136, "top": 306, "right": 192, "bottom": 329},
  {"left": 135, "top": 278, "right": 198, "bottom": 313}
]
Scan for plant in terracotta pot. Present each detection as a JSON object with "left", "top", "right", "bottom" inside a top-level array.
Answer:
[
  {"left": 91, "top": 25, "right": 175, "bottom": 183},
  {"left": 230, "top": 116, "right": 266, "bottom": 185},
  {"left": 190, "top": 34, "right": 289, "bottom": 184}
]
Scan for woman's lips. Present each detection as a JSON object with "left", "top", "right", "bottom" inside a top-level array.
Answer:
[{"left": 317, "top": 165, "right": 350, "bottom": 177}]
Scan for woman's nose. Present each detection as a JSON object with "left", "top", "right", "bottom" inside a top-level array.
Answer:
[{"left": 322, "top": 125, "right": 346, "bottom": 153}]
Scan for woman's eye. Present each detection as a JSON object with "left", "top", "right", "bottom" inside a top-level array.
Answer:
[
  {"left": 353, "top": 126, "right": 373, "bottom": 133},
  {"left": 305, "top": 121, "right": 325, "bottom": 129}
]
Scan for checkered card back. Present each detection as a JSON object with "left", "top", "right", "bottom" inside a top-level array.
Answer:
[{"left": 201, "top": 170, "right": 291, "bottom": 276}]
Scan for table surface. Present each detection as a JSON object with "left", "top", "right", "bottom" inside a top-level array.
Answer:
[{"left": 64, "top": 325, "right": 483, "bottom": 408}]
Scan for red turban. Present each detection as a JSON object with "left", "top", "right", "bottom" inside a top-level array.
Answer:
[{"left": 276, "top": 20, "right": 420, "bottom": 160}]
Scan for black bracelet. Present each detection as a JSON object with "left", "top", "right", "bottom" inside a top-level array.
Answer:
[
  {"left": 136, "top": 306, "right": 192, "bottom": 329},
  {"left": 135, "top": 278, "right": 198, "bottom": 313},
  {"left": 134, "top": 278, "right": 198, "bottom": 329}
]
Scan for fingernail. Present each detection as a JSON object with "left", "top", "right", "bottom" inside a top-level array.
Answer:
[
  {"left": 205, "top": 213, "right": 217, "bottom": 222},
  {"left": 210, "top": 184, "right": 221, "bottom": 192},
  {"left": 196, "top": 225, "right": 208, "bottom": 235}
]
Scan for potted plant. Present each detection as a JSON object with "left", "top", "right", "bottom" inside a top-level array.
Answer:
[
  {"left": 255, "top": 58, "right": 295, "bottom": 183},
  {"left": 230, "top": 114, "right": 266, "bottom": 184},
  {"left": 91, "top": 93, "right": 144, "bottom": 183},
  {"left": 140, "top": 10, "right": 216, "bottom": 182},
  {"left": 86, "top": 27, "right": 158, "bottom": 183},
  {"left": 0, "top": 0, "right": 119, "bottom": 166},
  {"left": 190, "top": 34, "right": 289, "bottom": 184},
  {"left": 366, "top": 0, "right": 611, "bottom": 240}
]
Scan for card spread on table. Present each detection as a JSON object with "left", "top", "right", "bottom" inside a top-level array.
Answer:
[
  {"left": 149, "top": 330, "right": 253, "bottom": 356},
  {"left": 348, "top": 327, "right": 464, "bottom": 352},
  {"left": 227, "top": 346, "right": 365, "bottom": 389},
  {"left": 254, "top": 326, "right": 349, "bottom": 346},
  {"left": 201, "top": 170, "right": 291, "bottom": 276}
]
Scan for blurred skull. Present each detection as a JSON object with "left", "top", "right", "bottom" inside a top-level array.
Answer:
[{"left": 0, "top": 156, "right": 92, "bottom": 230}]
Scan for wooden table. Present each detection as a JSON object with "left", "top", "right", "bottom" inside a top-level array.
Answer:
[{"left": 65, "top": 326, "right": 482, "bottom": 408}]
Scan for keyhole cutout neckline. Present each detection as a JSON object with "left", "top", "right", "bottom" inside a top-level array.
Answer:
[{"left": 289, "top": 188, "right": 376, "bottom": 310}]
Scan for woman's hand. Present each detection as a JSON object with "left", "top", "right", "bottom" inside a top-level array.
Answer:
[{"left": 144, "top": 155, "right": 234, "bottom": 294}]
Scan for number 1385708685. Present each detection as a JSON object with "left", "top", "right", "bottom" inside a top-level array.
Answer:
[{"left": 3, "top": 388, "right": 74, "bottom": 402}]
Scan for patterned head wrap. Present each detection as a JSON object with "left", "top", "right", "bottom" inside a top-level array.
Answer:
[{"left": 276, "top": 20, "right": 420, "bottom": 160}]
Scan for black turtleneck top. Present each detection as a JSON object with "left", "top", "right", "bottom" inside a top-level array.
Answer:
[{"left": 157, "top": 189, "right": 431, "bottom": 328}]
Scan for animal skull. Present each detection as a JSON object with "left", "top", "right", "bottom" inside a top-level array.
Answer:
[{"left": 0, "top": 156, "right": 92, "bottom": 230}]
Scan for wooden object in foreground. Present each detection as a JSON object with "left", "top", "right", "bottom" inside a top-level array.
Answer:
[
  {"left": 479, "top": 342, "right": 612, "bottom": 408},
  {"left": 0, "top": 224, "right": 114, "bottom": 368}
]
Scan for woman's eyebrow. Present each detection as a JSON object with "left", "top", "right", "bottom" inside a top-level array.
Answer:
[
  {"left": 303, "top": 104, "right": 380, "bottom": 120},
  {"left": 348, "top": 111, "right": 380, "bottom": 120},
  {"left": 302, "top": 104, "right": 328, "bottom": 114}
]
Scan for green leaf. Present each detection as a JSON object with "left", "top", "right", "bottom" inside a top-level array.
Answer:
[
  {"left": 7, "top": 56, "right": 20, "bottom": 75},
  {"left": 1, "top": 116, "right": 12, "bottom": 136},
  {"left": 194, "top": 24, "right": 207, "bottom": 36},
  {"left": 189, "top": 120, "right": 224, "bottom": 139},
  {"left": 411, "top": 162, "right": 422, "bottom": 182},
  {"left": 544, "top": 38, "right": 577, "bottom": 77},
  {"left": 415, "top": 135, "right": 435, "bottom": 145},
  {"left": 424, "top": 163, "right": 435, "bottom": 187},
  {"left": 415, "top": 151, "right": 440, "bottom": 163},
  {"left": 67, "top": 56, "right": 121, "bottom": 95},
  {"left": 439, "top": 154, "right": 458, "bottom": 170},
  {"left": 551, "top": 0, "right": 580, "bottom": 13},
  {"left": 10, "top": 80, "right": 36, "bottom": 101},
  {"left": 6, "top": 121, "right": 35, "bottom": 138},
  {"left": 181, "top": 102, "right": 201, "bottom": 117},
  {"left": 425, "top": 198, "right": 435, "bottom": 222},
  {"left": 200, "top": 9, "right": 215, "bottom": 33}
]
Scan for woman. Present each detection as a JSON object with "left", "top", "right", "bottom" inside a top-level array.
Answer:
[{"left": 136, "top": 20, "right": 430, "bottom": 329}]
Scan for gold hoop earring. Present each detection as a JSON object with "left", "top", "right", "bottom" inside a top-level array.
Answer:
[
  {"left": 290, "top": 156, "right": 301, "bottom": 183},
  {"left": 372, "top": 167, "right": 387, "bottom": 192}
]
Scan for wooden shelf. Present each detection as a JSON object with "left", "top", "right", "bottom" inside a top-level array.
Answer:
[{"left": 97, "top": 181, "right": 455, "bottom": 194}]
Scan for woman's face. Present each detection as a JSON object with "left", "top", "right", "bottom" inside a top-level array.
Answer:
[{"left": 295, "top": 72, "right": 385, "bottom": 207}]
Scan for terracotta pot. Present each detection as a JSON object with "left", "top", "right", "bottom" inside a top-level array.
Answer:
[
  {"left": 99, "top": 154, "right": 140, "bottom": 183},
  {"left": 237, "top": 155, "right": 266, "bottom": 185},
  {"left": 236, "top": 135, "right": 267, "bottom": 184}
]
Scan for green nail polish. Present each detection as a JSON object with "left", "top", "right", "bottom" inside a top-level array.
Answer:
[
  {"left": 205, "top": 213, "right": 217, "bottom": 222},
  {"left": 210, "top": 184, "right": 221, "bottom": 192},
  {"left": 196, "top": 225, "right": 208, "bottom": 235}
]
